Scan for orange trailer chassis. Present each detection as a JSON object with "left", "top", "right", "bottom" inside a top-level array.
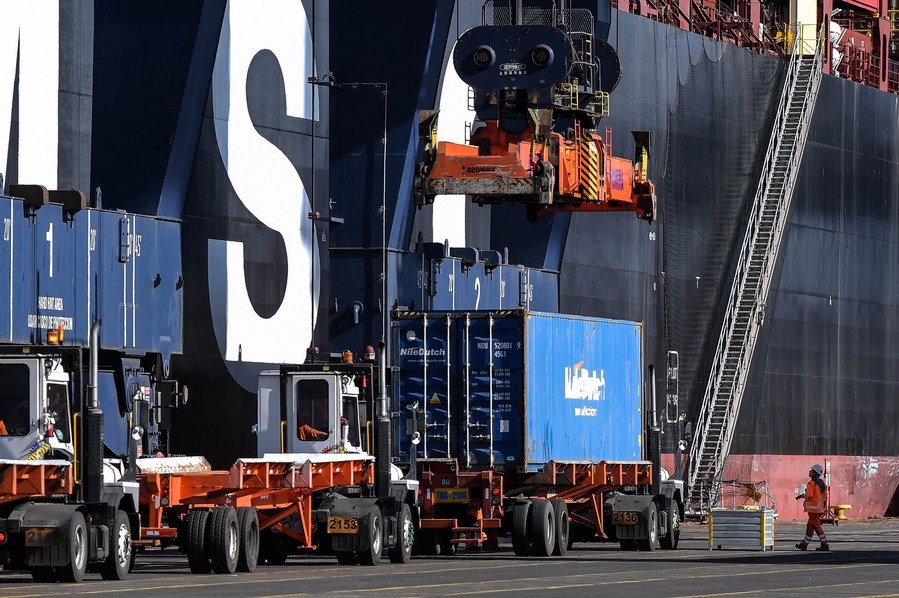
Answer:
[
  {"left": 0, "top": 460, "right": 72, "bottom": 505},
  {"left": 416, "top": 459, "right": 653, "bottom": 550},
  {"left": 136, "top": 455, "right": 374, "bottom": 550}
]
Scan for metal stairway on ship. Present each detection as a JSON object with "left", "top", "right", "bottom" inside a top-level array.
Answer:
[{"left": 686, "top": 28, "right": 825, "bottom": 513}]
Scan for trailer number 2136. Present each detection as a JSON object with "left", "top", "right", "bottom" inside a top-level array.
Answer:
[{"left": 612, "top": 511, "right": 639, "bottom": 526}]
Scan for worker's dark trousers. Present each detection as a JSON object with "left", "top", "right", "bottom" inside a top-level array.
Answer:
[{"left": 804, "top": 512, "right": 828, "bottom": 544}]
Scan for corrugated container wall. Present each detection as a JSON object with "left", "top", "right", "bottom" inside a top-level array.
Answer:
[{"left": 393, "top": 311, "right": 644, "bottom": 472}]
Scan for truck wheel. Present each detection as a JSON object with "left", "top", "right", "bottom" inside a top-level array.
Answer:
[
  {"left": 550, "top": 498, "right": 569, "bottom": 556},
  {"left": 388, "top": 503, "right": 414, "bottom": 564},
  {"left": 528, "top": 499, "right": 555, "bottom": 557},
  {"left": 637, "top": 503, "right": 660, "bottom": 552},
  {"left": 186, "top": 509, "right": 212, "bottom": 573},
  {"left": 58, "top": 511, "right": 88, "bottom": 582},
  {"left": 101, "top": 510, "right": 132, "bottom": 580},
  {"left": 358, "top": 506, "right": 383, "bottom": 566},
  {"left": 659, "top": 499, "right": 681, "bottom": 550},
  {"left": 209, "top": 506, "right": 239, "bottom": 574},
  {"left": 619, "top": 539, "right": 639, "bottom": 551},
  {"left": 511, "top": 501, "right": 531, "bottom": 556},
  {"left": 31, "top": 566, "right": 57, "bottom": 582},
  {"left": 236, "top": 507, "right": 260, "bottom": 572}
]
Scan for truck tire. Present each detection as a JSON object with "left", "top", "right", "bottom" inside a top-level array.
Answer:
[
  {"left": 637, "top": 503, "right": 660, "bottom": 552},
  {"left": 101, "top": 510, "right": 132, "bottom": 580},
  {"left": 236, "top": 507, "right": 260, "bottom": 572},
  {"left": 528, "top": 499, "right": 555, "bottom": 557},
  {"left": 186, "top": 509, "right": 212, "bottom": 574},
  {"left": 550, "top": 498, "right": 569, "bottom": 556},
  {"left": 659, "top": 499, "right": 681, "bottom": 550},
  {"left": 511, "top": 501, "right": 531, "bottom": 556},
  {"left": 388, "top": 503, "right": 414, "bottom": 564},
  {"left": 209, "top": 506, "right": 239, "bottom": 574},
  {"left": 358, "top": 506, "right": 383, "bottom": 566},
  {"left": 58, "top": 511, "right": 88, "bottom": 582}
]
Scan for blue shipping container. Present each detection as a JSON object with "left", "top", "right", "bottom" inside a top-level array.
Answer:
[
  {"left": 393, "top": 311, "right": 644, "bottom": 471},
  {"left": 0, "top": 196, "right": 183, "bottom": 367}
]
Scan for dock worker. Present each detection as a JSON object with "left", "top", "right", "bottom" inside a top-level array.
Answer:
[
  {"left": 297, "top": 398, "right": 329, "bottom": 441},
  {"left": 795, "top": 464, "right": 829, "bottom": 551}
]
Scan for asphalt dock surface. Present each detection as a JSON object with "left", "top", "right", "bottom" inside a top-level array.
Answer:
[{"left": 3, "top": 518, "right": 899, "bottom": 597}]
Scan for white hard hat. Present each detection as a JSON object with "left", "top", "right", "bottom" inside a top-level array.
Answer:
[{"left": 811, "top": 464, "right": 824, "bottom": 476}]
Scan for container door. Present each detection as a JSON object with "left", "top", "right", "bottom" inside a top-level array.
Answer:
[
  {"left": 458, "top": 313, "right": 524, "bottom": 469},
  {"left": 393, "top": 314, "right": 454, "bottom": 460}
]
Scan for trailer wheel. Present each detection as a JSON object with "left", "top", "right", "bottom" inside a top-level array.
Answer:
[
  {"left": 209, "top": 506, "right": 239, "bottom": 574},
  {"left": 550, "top": 498, "right": 569, "bottom": 556},
  {"left": 58, "top": 511, "right": 88, "bottom": 582},
  {"left": 511, "top": 501, "right": 531, "bottom": 556},
  {"left": 101, "top": 510, "right": 132, "bottom": 580},
  {"left": 637, "top": 503, "right": 660, "bottom": 552},
  {"left": 236, "top": 507, "right": 260, "bottom": 572},
  {"left": 186, "top": 509, "right": 212, "bottom": 574},
  {"left": 31, "top": 566, "right": 56, "bottom": 582},
  {"left": 529, "top": 499, "right": 555, "bottom": 557},
  {"left": 659, "top": 499, "right": 681, "bottom": 550},
  {"left": 388, "top": 503, "right": 414, "bottom": 564},
  {"left": 358, "top": 506, "right": 383, "bottom": 566}
]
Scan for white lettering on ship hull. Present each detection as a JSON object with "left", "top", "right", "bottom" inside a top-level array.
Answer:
[{"left": 208, "top": 0, "right": 318, "bottom": 372}]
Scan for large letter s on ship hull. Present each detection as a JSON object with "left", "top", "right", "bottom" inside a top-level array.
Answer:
[{"left": 209, "top": 0, "right": 318, "bottom": 381}]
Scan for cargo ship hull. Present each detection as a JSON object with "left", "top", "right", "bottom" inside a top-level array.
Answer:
[{"left": 1, "top": 1, "right": 896, "bottom": 519}]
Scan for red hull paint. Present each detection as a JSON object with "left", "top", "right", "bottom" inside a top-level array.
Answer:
[{"left": 662, "top": 454, "right": 899, "bottom": 520}]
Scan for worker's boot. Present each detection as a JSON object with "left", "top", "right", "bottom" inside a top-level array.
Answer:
[
  {"left": 815, "top": 543, "right": 830, "bottom": 551},
  {"left": 795, "top": 542, "right": 808, "bottom": 551}
]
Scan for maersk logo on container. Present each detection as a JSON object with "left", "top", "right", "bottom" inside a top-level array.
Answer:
[
  {"left": 399, "top": 347, "right": 447, "bottom": 357},
  {"left": 564, "top": 361, "right": 606, "bottom": 402}
]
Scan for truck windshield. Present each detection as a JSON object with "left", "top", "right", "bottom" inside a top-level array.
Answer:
[
  {"left": 0, "top": 364, "right": 30, "bottom": 436},
  {"left": 296, "top": 379, "right": 330, "bottom": 441},
  {"left": 47, "top": 383, "right": 71, "bottom": 443}
]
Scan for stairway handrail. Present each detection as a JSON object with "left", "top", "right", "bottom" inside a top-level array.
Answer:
[{"left": 687, "top": 25, "right": 824, "bottom": 510}]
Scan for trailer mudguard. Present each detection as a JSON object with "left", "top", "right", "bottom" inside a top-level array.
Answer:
[
  {"left": 609, "top": 494, "right": 657, "bottom": 541},
  {"left": 318, "top": 496, "right": 381, "bottom": 552},
  {"left": 5, "top": 503, "right": 86, "bottom": 567}
]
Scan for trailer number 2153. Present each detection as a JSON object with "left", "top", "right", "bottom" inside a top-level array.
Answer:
[{"left": 327, "top": 516, "right": 359, "bottom": 534}]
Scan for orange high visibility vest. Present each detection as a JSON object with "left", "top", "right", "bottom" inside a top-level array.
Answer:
[{"left": 804, "top": 480, "right": 827, "bottom": 513}]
